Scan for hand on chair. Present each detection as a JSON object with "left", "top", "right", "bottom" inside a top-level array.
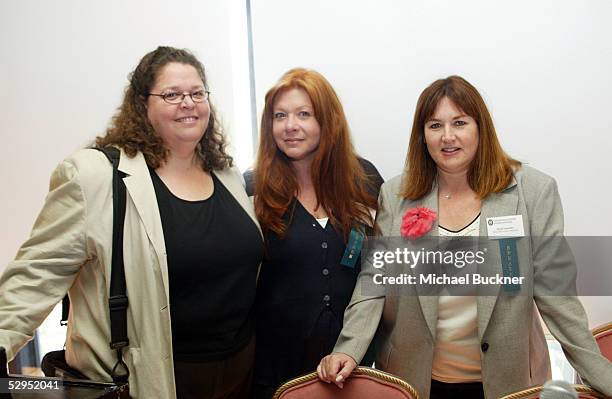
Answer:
[{"left": 317, "top": 352, "right": 357, "bottom": 389}]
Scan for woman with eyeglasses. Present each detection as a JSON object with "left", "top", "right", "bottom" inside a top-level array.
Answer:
[
  {"left": 244, "top": 68, "right": 384, "bottom": 399},
  {"left": 0, "top": 46, "right": 263, "bottom": 399},
  {"left": 317, "top": 76, "right": 612, "bottom": 398}
]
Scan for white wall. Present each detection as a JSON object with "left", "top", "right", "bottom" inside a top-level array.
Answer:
[
  {"left": 251, "top": 0, "right": 612, "bottom": 325},
  {"left": 251, "top": 0, "right": 612, "bottom": 235},
  {"left": 0, "top": 0, "right": 252, "bottom": 270}
]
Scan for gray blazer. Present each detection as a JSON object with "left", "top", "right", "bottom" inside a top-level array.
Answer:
[{"left": 334, "top": 165, "right": 612, "bottom": 398}]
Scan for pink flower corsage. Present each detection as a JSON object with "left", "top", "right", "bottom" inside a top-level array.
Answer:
[{"left": 401, "top": 207, "right": 437, "bottom": 239}]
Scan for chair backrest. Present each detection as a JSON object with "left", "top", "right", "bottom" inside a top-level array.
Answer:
[
  {"left": 498, "top": 384, "right": 605, "bottom": 399},
  {"left": 273, "top": 367, "right": 419, "bottom": 399},
  {"left": 592, "top": 322, "right": 612, "bottom": 361}
]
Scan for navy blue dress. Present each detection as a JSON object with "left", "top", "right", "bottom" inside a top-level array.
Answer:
[{"left": 245, "top": 159, "right": 383, "bottom": 399}]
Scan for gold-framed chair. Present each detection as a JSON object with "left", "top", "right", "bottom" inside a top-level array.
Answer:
[
  {"left": 498, "top": 384, "right": 605, "bottom": 399},
  {"left": 592, "top": 321, "right": 612, "bottom": 362},
  {"left": 272, "top": 366, "right": 419, "bottom": 399}
]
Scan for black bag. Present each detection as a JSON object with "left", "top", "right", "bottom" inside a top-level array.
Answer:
[
  {"left": 41, "top": 147, "right": 130, "bottom": 385},
  {"left": 41, "top": 349, "right": 88, "bottom": 380},
  {"left": 5, "top": 346, "right": 129, "bottom": 398}
]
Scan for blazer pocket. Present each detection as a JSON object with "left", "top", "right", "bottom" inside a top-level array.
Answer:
[{"left": 375, "top": 340, "right": 394, "bottom": 371}]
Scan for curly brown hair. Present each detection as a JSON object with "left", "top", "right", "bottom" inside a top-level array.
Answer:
[{"left": 96, "top": 46, "right": 232, "bottom": 170}]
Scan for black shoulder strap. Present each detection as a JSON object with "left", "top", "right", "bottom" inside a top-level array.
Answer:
[
  {"left": 94, "top": 147, "right": 130, "bottom": 384},
  {"left": 60, "top": 295, "right": 70, "bottom": 326}
]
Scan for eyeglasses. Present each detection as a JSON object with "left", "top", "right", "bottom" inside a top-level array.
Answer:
[{"left": 148, "top": 89, "right": 210, "bottom": 104}]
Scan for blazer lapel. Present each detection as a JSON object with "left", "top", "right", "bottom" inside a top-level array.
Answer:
[
  {"left": 118, "top": 150, "right": 170, "bottom": 300},
  {"left": 413, "top": 187, "right": 440, "bottom": 339},
  {"left": 476, "top": 177, "right": 519, "bottom": 339},
  {"left": 398, "top": 176, "right": 521, "bottom": 340}
]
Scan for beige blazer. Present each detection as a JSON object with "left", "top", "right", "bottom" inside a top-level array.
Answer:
[
  {"left": 0, "top": 148, "right": 261, "bottom": 398},
  {"left": 334, "top": 165, "right": 612, "bottom": 398}
]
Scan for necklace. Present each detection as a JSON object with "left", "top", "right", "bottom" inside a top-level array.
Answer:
[{"left": 442, "top": 193, "right": 452, "bottom": 199}]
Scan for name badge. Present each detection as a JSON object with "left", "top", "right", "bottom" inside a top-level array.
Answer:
[
  {"left": 486, "top": 215, "right": 525, "bottom": 239},
  {"left": 340, "top": 228, "right": 364, "bottom": 268}
]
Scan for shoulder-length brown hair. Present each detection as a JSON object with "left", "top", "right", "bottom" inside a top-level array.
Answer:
[
  {"left": 401, "top": 75, "right": 521, "bottom": 200},
  {"left": 96, "top": 46, "right": 232, "bottom": 171},
  {"left": 254, "top": 68, "right": 377, "bottom": 240}
]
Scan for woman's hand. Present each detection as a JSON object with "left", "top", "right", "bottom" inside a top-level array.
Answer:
[{"left": 317, "top": 352, "right": 357, "bottom": 389}]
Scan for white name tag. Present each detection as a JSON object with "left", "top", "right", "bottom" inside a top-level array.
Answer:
[{"left": 486, "top": 215, "right": 525, "bottom": 239}]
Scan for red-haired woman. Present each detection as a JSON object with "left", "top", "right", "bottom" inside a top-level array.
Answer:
[{"left": 245, "top": 68, "right": 383, "bottom": 398}]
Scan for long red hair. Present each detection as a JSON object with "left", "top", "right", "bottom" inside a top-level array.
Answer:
[{"left": 254, "top": 68, "right": 377, "bottom": 240}]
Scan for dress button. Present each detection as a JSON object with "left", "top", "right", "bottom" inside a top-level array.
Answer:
[
  {"left": 322, "top": 268, "right": 329, "bottom": 276},
  {"left": 321, "top": 242, "right": 328, "bottom": 249},
  {"left": 481, "top": 342, "right": 489, "bottom": 352},
  {"left": 323, "top": 294, "right": 331, "bottom": 302}
]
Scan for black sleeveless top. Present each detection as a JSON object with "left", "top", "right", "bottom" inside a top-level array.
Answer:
[{"left": 151, "top": 170, "right": 263, "bottom": 362}]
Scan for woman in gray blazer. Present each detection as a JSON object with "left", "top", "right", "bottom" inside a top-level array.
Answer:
[{"left": 318, "top": 76, "right": 612, "bottom": 398}]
